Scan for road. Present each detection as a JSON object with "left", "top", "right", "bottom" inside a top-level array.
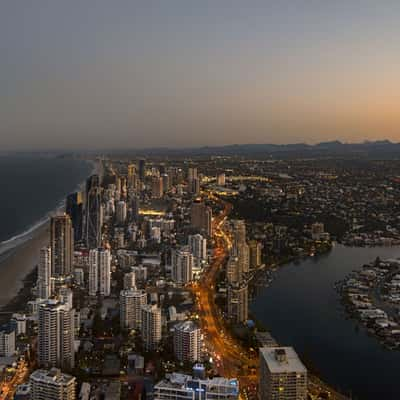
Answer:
[
  {"left": 192, "top": 196, "right": 258, "bottom": 398},
  {"left": 193, "top": 194, "right": 349, "bottom": 400},
  {"left": 0, "top": 360, "right": 29, "bottom": 400}
]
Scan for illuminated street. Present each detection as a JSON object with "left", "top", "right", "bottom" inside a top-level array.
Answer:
[
  {"left": 193, "top": 196, "right": 258, "bottom": 398},
  {"left": 0, "top": 360, "right": 29, "bottom": 400}
]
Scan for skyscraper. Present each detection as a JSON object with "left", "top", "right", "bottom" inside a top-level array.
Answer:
[
  {"left": 88, "top": 250, "right": 98, "bottom": 297},
  {"left": 173, "top": 320, "right": 202, "bottom": 363},
  {"left": 188, "top": 234, "right": 207, "bottom": 268},
  {"left": 127, "top": 163, "right": 137, "bottom": 190},
  {"left": 237, "top": 242, "right": 250, "bottom": 275},
  {"left": 85, "top": 175, "right": 102, "bottom": 249},
  {"left": 38, "top": 300, "right": 75, "bottom": 370},
  {"left": 227, "top": 282, "right": 248, "bottom": 324},
  {"left": 138, "top": 159, "right": 146, "bottom": 181},
  {"left": 249, "top": 240, "right": 262, "bottom": 269},
  {"left": 161, "top": 173, "right": 170, "bottom": 193},
  {"left": 231, "top": 220, "right": 249, "bottom": 277},
  {"left": 123, "top": 271, "right": 136, "bottom": 290},
  {"left": 232, "top": 220, "right": 246, "bottom": 246},
  {"left": 120, "top": 289, "right": 147, "bottom": 330},
  {"left": 50, "top": 215, "right": 74, "bottom": 277},
  {"left": 38, "top": 246, "right": 51, "bottom": 299},
  {"left": 98, "top": 248, "right": 111, "bottom": 296},
  {"left": 116, "top": 200, "right": 127, "bottom": 225},
  {"left": 172, "top": 248, "right": 193, "bottom": 284},
  {"left": 85, "top": 174, "right": 100, "bottom": 195},
  {"left": 259, "top": 347, "right": 307, "bottom": 400},
  {"left": 0, "top": 324, "right": 15, "bottom": 357},
  {"left": 190, "top": 200, "right": 212, "bottom": 237},
  {"left": 151, "top": 176, "right": 163, "bottom": 198},
  {"left": 66, "top": 192, "right": 83, "bottom": 242},
  {"left": 88, "top": 248, "right": 111, "bottom": 297},
  {"left": 130, "top": 195, "right": 140, "bottom": 222},
  {"left": 141, "top": 304, "right": 162, "bottom": 351},
  {"left": 30, "top": 368, "right": 76, "bottom": 400},
  {"left": 226, "top": 257, "right": 240, "bottom": 285},
  {"left": 187, "top": 167, "right": 201, "bottom": 194}
]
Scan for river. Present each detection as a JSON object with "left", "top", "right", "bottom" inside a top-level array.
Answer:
[{"left": 251, "top": 244, "right": 400, "bottom": 400}]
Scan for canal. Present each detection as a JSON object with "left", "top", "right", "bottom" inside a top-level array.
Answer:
[{"left": 251, "top": 244, "right": 400, "bottom": 400}]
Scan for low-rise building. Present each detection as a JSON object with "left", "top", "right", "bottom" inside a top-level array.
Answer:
[{"left": 154, "top": 370, "right": 239, "bottom": 400}]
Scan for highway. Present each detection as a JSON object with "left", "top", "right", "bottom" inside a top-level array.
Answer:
[
  {"left": 195, "top": 193, "right": 350, "bottom": 400},
  {"left": 193, "top": 196, "right": 258, "bottom": 398},
  {"left": 0, "top": 360, "right": 29, "bottom": 400}
]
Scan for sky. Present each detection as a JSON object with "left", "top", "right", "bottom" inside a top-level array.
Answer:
[{"left": 1, "top": 1, "right": 400, "bottom": 150}]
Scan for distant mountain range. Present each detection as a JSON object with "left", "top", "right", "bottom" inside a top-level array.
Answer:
[
  {"left": 102, "top": 140, "right": 400, "bottom": 159},
  {"left": 8, "top": 140, "right": 400, "bottom": 159}
]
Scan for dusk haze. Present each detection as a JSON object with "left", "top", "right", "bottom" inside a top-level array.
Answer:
[
  {"left": 2, "top": 3, "right": 400, "bottom": 400},
  {"left": 2, "top": 1, "right": 400, "bottom": 149}
]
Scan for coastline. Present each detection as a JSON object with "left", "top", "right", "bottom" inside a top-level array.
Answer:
[
  {"left": 0, "top": 157, "right": 97, "bottom": 311},
  {"left": 0, "top": 221, "right": 49, "bottom": 308}
]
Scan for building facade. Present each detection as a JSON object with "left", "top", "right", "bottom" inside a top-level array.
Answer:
[
  {"left": 188, "top": 234, "right": 207, "bottom": 268},
  {"left": 37, "top": 300, "right": 75, "bottom": 370},
  {"left": 88, "top": 248, "right": 111, "bottom": 297},
  {"left": 190, "top": 200, "right": 212, "bottom": 237},
  {"left": 50, "top": 215, "right": 74, "bottom": 277},
  {"left": 172, "top": 248, "right": 194, "bottom": 285},
  {"left": 30, "top": 368, "right": 76, "bottom": 400},
  {"left": 259, "top": 347, "right": 307, "bottom": 400},
  {"left": 173, "top": 321, "right": 202, "bottom": 363},
  {"left": 154, "top": 371, "right": 239, "bottom": 400},
  {"left": 38, "top": 246, "right": 52, "bottom": 299},
  {"left": 0, "top": 324, "right": 15, "bottom": 357},
  {"left": 120, "top": 289, "right": 147, "bottom": 330},
  {"left": 141, "top": 304, "right": 162, "bottom": 351},
  {"left": 227, "top": 282, "right": 248, "bottom": 324}
]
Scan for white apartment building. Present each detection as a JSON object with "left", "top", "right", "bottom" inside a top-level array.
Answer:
[
  {"left": 38, "top": 300, "right": 75, "bottom": 370},
  {"left": 259, "top": 347, "right": 307, "bottom": 400},
  {"left": 154, "top": 371, "right": 239, "bottom": 400},
  {"left": 172, "top": 248, "right": 193, "bottom": 284},
  {"left": 30, "top": 368, "right": 76, "bottom": 400},
  {"left": 38, "top": 246, "right": 52, "bottom": 299},
  {"left": 173, "top": 320, "right": 202, "bottom": 363},
  {"left": 141, "top": 304, "right": 162, "bottom": 351},
  {"left": 120, "top": 289, "right": 147, "bottom": 330}
]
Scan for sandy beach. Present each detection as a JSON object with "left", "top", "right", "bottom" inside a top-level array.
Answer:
[
  {"left": 0, "top": 159, "right": 96, "bottom": 309},
  {"left": 0, "top": 222, "right": 49, "bottom": 307}
]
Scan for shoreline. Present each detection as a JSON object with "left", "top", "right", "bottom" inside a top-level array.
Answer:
[
  {"left": 335, "top": 255, "right": 400, "bottom": 350},
  {"left": 247, "top": 244, "right": 353, "bottom": 400},
  {"left": 249, "top": 244, "right": 400, "bottom": 400},
  {"left": 0, "top": 157, "right": 97, "bottom": 310},
  {"left": 0, "top": 158, "right": 97, "bottom": 313},
  {"left": 0, "top": 221, "right": 49, "bottom": 309}
]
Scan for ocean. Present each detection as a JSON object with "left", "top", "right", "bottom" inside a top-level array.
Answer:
[{"left": 0, "top": 155, "right": 92, "bottom": 259}]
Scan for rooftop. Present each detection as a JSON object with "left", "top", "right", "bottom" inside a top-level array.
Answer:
[
  {"left": 155, "top": 372, "right": 239, "bottom": 393},
  {"left": 15, "top": 384, "right": 30, "bottom": 395},
  {"left": 260, "top": 346, "right": 307, "bottom": 374},
  {"left": 174, "top": 320, "right": 200, "bottom": 333},
  {"left": 30, "top": 368, "right": 76, "bottom": 385}
]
